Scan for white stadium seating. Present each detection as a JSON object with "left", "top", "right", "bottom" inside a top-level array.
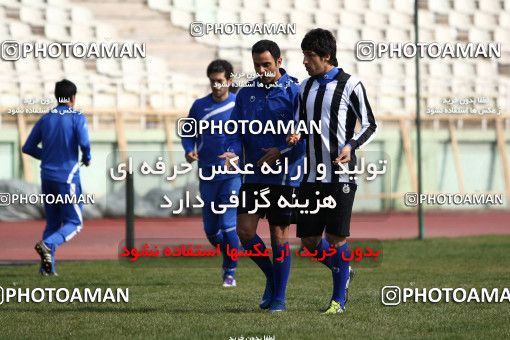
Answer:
[{"left": 0, "top": 0, "right": 507, "bottom": 115}]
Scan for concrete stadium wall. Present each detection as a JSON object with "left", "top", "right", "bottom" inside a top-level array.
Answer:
[{"left": 1, "top": 128, "right": 508, "bottom": 211}]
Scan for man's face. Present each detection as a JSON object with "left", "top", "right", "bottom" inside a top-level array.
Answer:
[
  {"left": 208, "top": 72, "right": 231, "bottom": 100},
  {"left": 252, "top": 51, "right": 282, "bottom": 84},
  {"left": 302, "top": 50, "right": 331, "bottom": 76}
]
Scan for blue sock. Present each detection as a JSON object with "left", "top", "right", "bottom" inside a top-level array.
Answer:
[
  {"left": 242, "top": 234, "right": 273, "bottom": 281},
  {"left": 206, "top": 230, "right": 230, "bottom": 276},
  {"left": 222, "top": 229, "right": 239, "bottom": 277},
  {"left": 206, "top": 230, "right": 224, "bottom": 247},
  {"left": 331, "top": 243, "right": 350, "bottom": 307},
  {"left": 314, "top": 238, "right": 333, "bottom": 269},
  {"left": 272, "top": 242, "right": 291, "bottom": 302}
]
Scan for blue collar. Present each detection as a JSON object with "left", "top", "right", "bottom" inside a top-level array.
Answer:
[{"left": 315, "top": 67, "right": 342, "bottom": 85}]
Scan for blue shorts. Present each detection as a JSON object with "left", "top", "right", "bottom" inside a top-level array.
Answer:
[{"left": 41, "top": 178, "right": 83, "bottom": 239}]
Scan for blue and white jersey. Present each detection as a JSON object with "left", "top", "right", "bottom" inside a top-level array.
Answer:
[
  {"left": 299, "top": 68, "right": 377, "bottom": 183},
  {"left": 22, "top": 104, "right": 91, "bottom": 184}
]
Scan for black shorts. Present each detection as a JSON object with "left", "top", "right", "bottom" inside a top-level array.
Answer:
[
  {"left": 238, "top": 183, "right": 297, "bottom": 226},
  {"left": 296, "top": 182, "right": 357, "bottom": 238}
]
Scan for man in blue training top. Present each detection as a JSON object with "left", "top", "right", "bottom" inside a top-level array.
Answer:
[
  {"left": 181, "top": 59, "right": 241, "bottom": 287},
  {"left": 220, "top": 40, "right": 305, "bottom": 312},
  {"left": 22, "top": 79, "right": 91, "bottom": 276}
]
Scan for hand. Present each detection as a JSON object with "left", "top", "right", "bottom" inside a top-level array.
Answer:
[
  {"left": 185, "top": 151, "right": 198, "bottom": 163},
  {"left": 257, "top": 147, "right": 281, "bottom": 167},
  {"left": 287, "top": 133, "right": 301, "bottom": 146},
  {"left": 333, "top": 144, "right": 352, "bottom": 165},
  {"left": 81, "top": 160, "right": 90, "bottom": 167},
  {"left": 218, "top": 151, "right": 238, "bottom": 171}
]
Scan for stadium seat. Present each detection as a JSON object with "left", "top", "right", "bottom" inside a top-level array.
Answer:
[
  {"left": 361, "top": 27, "right": 384, "bottom": 41},
  {"left": 339, "top": 11, "right": 363, "bottom": 27},
  {"left": 434, "top": 26, "right": 454, "bottom": 42},
  {"left": 169, "top": 8, "right": 193, "bottom": 29},
  {"left": 172, "top": 0, "right": 196, "bottom": 12},
  {"left": 147, "top": 0, "right": 171, "bottom": 12},
  {"left": 38, "top": 58, "right": 63, "bottom": 77},
  {"left": 453, "top": 0, "right": 476, "bottom": 13},
  {"left": 479, "top": 0, "right": 503, "bottom": 14},
  {"left": 393, "top": 0, "right": 413, "bottom": 14},
  {"left": 364, "top": 11, "right": 388, "bottom": 28},
  {"left": 70, "top": 7, "right": 93, "bottom": 25},
  {"left": 314, "top": 11, "right": 338, "bottom": 27},
  {"left": 344, "top": 0, "right": 368, "bottom": 14},
  {"left": 9, "top": 21, "right": 32, "bottom": 39},
  {"left": 449, "top": 12, "right": 472, "bottom": 29},
  {"left": 94, "top": 23, "right": 117, "bottom": 40},
  {"left": 267, "top": 0, "right": 291, "bottom": 12},
  {"left": 96, "top": 58, "right": 121, "bottom": 78},
  {"left": 419, "top": 28, "right": 435, "bottom": 42},
  {"left": 289, "top": 10, "right": 313, "bottom": 27},
  {"left": 46, "top": 0, "right": 68, "bottom": 7},
  {"left": 336, "top": 27, "right": 360, "bottom": 48},
  {"left": 428, "top": 0, "right": 451, "bottom": 14},
  {"left": 388, "top": 11, "right": 411, "bottom": 29},
  {"left": 44, "top": 23, "right": 70, "bottom": 41},
  {"left": 19, "top": 6, "right": 43, "bottom": 23},
  {"left": 468, "top": 28, "right": 492, "bottom": 42},
  {"left": 45, "top": 6, "right": 68, "bottom": 24},
  {"left": 62, "top": 57, "right": 86, "bottom": 74},
  {"left": 70, "top": 24, "right": 94, "bottom": 42},
  {"left": 369, "top": 0, "right": 391, "bottom": 12},
  {"left": 385, "top": 27, "right": 409, "bottom": 41}
]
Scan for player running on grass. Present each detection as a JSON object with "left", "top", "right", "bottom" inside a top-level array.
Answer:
[
  {"left": 219, "top": 40, "right": 305, "bottom": 312},
  {"left": 288, "top": 28, "right": 377, "bottom": 314},
  {"left": 22, "top": 79, "right": 91, "bottom": 276},
  {"left": 181, "top": 60, "right": 241, "bottom": 287}
]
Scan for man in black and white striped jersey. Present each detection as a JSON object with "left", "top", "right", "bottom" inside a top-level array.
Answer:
[{"left": 288, "top": 28, "right": 377, "bottom": 315}]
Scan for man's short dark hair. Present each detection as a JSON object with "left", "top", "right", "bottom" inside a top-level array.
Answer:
[
  {"left": 301, "top": 28, "right": 338, "bottom": 66},
  {"left": 251, "top": 40, "right": 281, "bottom": 62},
  {"left": 54, "top": 79, "right": 77, "bottom": 103},
  {"left": 207, "top": 59, "right": 234, "bottom": 79}
]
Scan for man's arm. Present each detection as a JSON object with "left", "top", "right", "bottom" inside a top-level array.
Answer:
[
  {"left": 346, "top": 82, "right": 377, "bottom": 149},
  {"left": 77, "top": 115, "right": 91, "bottom": 166},
  {"left": 181, "top": 103, "right": 199, "bottom": 163},
  {"left": 335, "top": 82, "right": 377, "bottom": 164},
  {"left": 279, "top": 89, "right": 302, "bottom": 152},
  {"left": 287, "top": 90, "right": 303, "bottom": 146},
  {"left": 260, "top": 88, "right": 302, "bottom": 166},
  {"left": 22, "top": 119, "right": 43, "bottom": 160}
]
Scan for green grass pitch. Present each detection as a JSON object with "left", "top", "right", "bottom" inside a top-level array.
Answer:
[{"left": 0, "top": 235, "right": 509, "bottom": 339}]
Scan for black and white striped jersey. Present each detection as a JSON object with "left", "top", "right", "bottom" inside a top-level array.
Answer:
[{"left": 299, "top": 68, "right": 377, "bottom": 183}]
